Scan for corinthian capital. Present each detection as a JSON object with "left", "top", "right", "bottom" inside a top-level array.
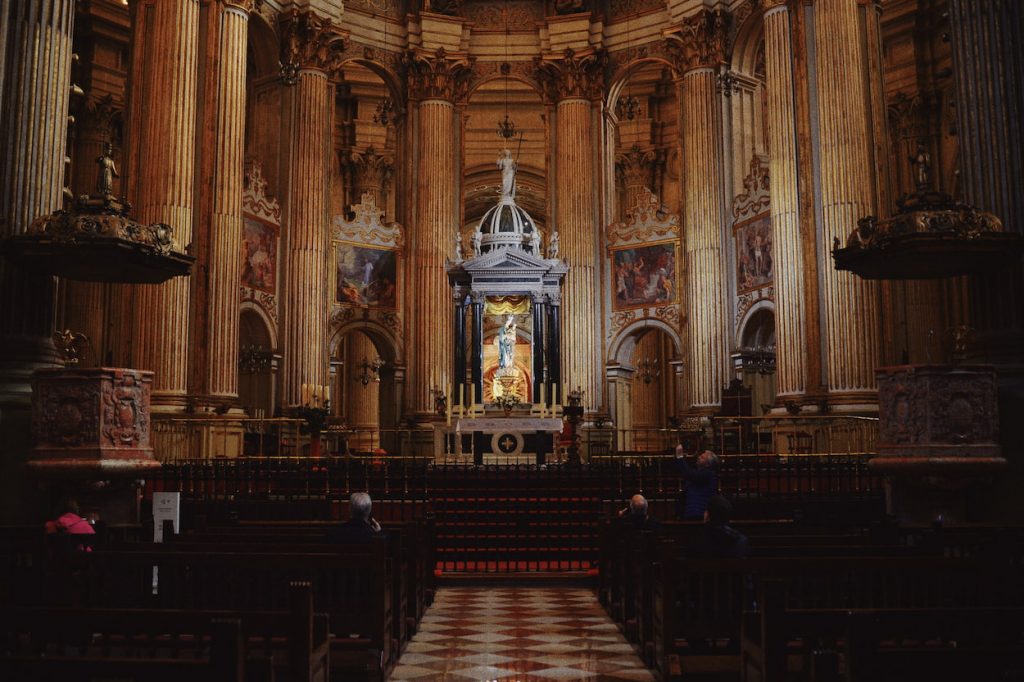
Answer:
[
  {"left": 403, "top": 48, "right": 475, "bottom": 102},
  {"left": 534, "top": 48, "right": 608, "bottom": 102},
  {"left": 351, "top": 146, "right": 395, "bottom": 193},
  {"left": 279, "top": 9, "right": 348, "bottom": 84},
  {"left": 616, "top": 144, "right": 657, "bottom": 187},
  {"left": 665, "top": 9, "right": 732, "bottom": 73}
]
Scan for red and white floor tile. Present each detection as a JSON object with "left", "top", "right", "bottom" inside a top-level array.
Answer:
[{"left": 389, "top": 587, "right": 655, "bottom": 681}]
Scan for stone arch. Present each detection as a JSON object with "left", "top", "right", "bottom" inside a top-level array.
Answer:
[
  {"left": 247, "top": 13, "right": 280, "bottom": 79},
  {"left": 466, "top": 71, "right": 545, "bottom": 102},
  {"left": 608, "top": 317, "right": 684, "bottom": 368},
  {"left": 606, "top": 56, "right": 680, "bottom": 116},
  {"left": 737, "top": 300, "right": 775, "bottom": 346},
  {"left": 329, "top": 316, "right": 404, "bottom": 451}
]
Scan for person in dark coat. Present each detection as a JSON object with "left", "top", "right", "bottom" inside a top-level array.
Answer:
[
  {"left": 327, "top": 492, "right": 384, "bottom": 543},
  {"left": 693, "top": 495, "right": 749, "bottom": 558},
  {"left": 675, "top": 445, "right": 719, "bottom": 519},
  {"left": 617, "top": 494, "right": 661, "bottom": 531}
]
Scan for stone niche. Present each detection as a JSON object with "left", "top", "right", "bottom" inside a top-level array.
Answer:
[
  {"left": 875, "top": 364, "right": 1001, "bottom": 460},
  {"left": 29, "top": 367, "right": 159, "bottom": 475}
]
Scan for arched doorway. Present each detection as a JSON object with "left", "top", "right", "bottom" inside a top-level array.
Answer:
[
  {"left": 238, "top": 308, "right": 276, "bottom": 418},
  {"left": 330, "top": 321, "right": 402, "bottom": 453},
  {"left": 607, "top": 320, "right": 684, "bottom": 453},
  {"left": 734, "top": 306, "right": 776, "bottom": 415}
]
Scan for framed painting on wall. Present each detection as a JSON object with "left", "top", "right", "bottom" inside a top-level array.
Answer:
[
  {"left": 334, "top": 241, "right": 399, "bottom": 308},
  {"left": 734, "top": 212, "right": 773, "bottom": 293},
  {"left": 610, "top": 240, "right": 678, "bottom": 310},
  {"left": 241, "top": 216, "right": 278, "bottom": 293}
]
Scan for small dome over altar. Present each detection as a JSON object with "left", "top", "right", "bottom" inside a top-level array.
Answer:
[{"left": 471, "top": 149, "right": 544, "bottom": 258}]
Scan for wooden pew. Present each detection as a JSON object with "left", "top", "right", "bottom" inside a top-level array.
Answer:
[
  {"left": 1, "top": 616, "right": 251, "bottom": 682},
  {"left": 651, "top": 553, "right": 1022, "bottom": 682},
  {"left": 740, "top": 581, "right": 1024, "bottom": 682},
  {"left": 74, "top": 541, "right": 392, "bottom": 681},
  {"left": 1, "top": 581, "right": 329, "bottom": 682}
]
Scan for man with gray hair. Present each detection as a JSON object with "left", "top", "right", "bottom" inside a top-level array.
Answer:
[{"left": 327, "top": 492, "right": 383, "bottom": 543}]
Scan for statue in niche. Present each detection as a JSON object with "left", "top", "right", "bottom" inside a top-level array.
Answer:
[
  {"left": 95, "top": 142, "right": 119, "bottom": 197},
  {"left": 497, "top": 314, "right": 516, "bottom": 369},
  {"left": 498, "top": 148, "right": 517, "bottom": 200},
  {"left": 910, "top": 145, "right": 931, "bottom": 191}
]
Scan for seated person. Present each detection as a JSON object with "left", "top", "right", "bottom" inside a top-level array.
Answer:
[
  {"left": 674, "top": 445, "right": 719, "bottom": 520},
  {"left": 327, "top": 492, "right": 384, "bottom": 543},
  {"left": 693, "top": 495, "right": 749, "bottom": 558},
  {"left": 44, "top": 498, "right": 96, "bottom": 556},
  {"left": 617, "top": 493, "right": 661, "bottom": 531}
]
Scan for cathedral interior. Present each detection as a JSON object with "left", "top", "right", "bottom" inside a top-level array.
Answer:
[{"left": 1, "top": 0, "right": 1023, "bottom": 679}]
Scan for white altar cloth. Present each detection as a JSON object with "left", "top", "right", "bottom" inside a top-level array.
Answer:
[{"left": 455, "top": 417, "right": 564, "bottom": 434}]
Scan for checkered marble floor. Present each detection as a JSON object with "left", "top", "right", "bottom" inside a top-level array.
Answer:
[{"left": 389, "top": 586, "right": 655, "bottom": 681}]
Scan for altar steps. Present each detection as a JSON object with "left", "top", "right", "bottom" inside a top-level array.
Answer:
[{"left": 432, "top": 493, "right": 603, "bottom": 576}]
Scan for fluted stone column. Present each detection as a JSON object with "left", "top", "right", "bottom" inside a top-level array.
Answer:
[
  {"left": 763, "top": 1, "right": 806, "bottom": 398},
  {"left": 279, "top": 11, "right": 344, "bottom": 407},
  {"left": 199, "top": 1, "right": 249, "bottom": 402},
  {"left": 406, "top": 50, "right": 471, "bottom": 415},
  {"left": 812, "top": 0, "right": 881, "bottom": 403},
  {"left": 124, "top": 0, "right": 200, "bottom": 406},
  {"left": 0, "top": 0, "right": 75, "bottom": 406},
  {"left": 948, "top": 0, "right": 1024, "bottom": 363},
  {"left": 668, "top": 11, "right": 730, "bottom": 411},
  {"left": 536, "top": 49, "right": 606, "bottom": 410}
]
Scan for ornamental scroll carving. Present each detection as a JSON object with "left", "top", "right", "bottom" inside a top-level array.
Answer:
[
  {"left": 534, "top": 48, "right": 609, "bottom": 102},
  {"left": 279, "top": 9, "right": 348, "bottom": 84},
  {"left": 733, "top": 155, "right": 770, "bottom": 220},
  {"left": 606, "top": 187, "right": 679, "bottom": 247},
  {"left": 404, "top": 48, "right": 475, "bottom": 102},
  {"left": 465, "top": 1, "right": 542, "bottom": 29},
  {"left": 664, "top": 9, "right": 731, "bottom": 72},
  {"left": 876, "top": 366, "right": 1000, "bottom": 458},
  {"left": 32, "top": 368, "right": 153, "bottom": 460},
  {"left": 331, "top": 192, "right": 405, "bottom": 250},
  {"left": 243, "top": 160, "right": 281, "bottom": 224}
]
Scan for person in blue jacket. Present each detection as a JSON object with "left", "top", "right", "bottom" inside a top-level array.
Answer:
[{"left": 674, "top": 445, "right": 719, "bottom": 520}]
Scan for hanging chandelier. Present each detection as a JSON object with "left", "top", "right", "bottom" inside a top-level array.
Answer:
[
  {"left": 637, "top": 356, "right": 660, "bottom": 384},
  {"left": 357, "top": 355, "right": 385, "bottom": 386}
]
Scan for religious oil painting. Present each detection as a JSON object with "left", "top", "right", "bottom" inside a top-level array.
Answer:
[
  {"left": 611, "top": 241, "right": 677, "bottom": 310},
  {"left": 241, "top": 217, "right": 278, "bottom": 293},
  {"left": 735, "top": 213, "right": 773, "bottom": 293},
  {"left": 334, "top": 242, "right": 398, "bottom": 308}
]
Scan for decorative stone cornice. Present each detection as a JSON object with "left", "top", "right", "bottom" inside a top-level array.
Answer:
[
  {"left": 225, "top": 0, "right": 261, "bottom": 12},
  {"left": 665, "top": 9, "right": 732, "bottom": 73},
  {"left": 615, "top": 145, "right": 657, "bottom": 188},
  {"left": 278, "top": 9, "right": 348, "bottom": 84},
  {"left": 534, "top": 48, "right": 609, "bottom": 103},
  {"left": 403, "top": 48, "right": 475, "bottom": 102}
]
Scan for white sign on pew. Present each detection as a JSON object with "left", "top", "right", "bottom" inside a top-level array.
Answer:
[
  {"left": 153, "top": 492, "right": 181, "bottom": 543},
  {"left": 152, "top": 492, "right": 180, "bottom": 595}
]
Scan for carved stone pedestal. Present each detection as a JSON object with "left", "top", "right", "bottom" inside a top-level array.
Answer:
[
  {"left": 27, "top": 367, "right": 160, "bottom": 526},
  {"left": 870, "top": 364, "right": 1006, "bottom": 522}
]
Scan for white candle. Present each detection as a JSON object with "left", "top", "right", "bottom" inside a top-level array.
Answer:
[
  {"left": 324, "top": 384, "right": 330, "bottom": 403},
  {"left": 301, "top": 382, "right": 308, "bottom": 405},
  {"left": 470, "top": 383, "right": 476, "bottom": 406}
]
